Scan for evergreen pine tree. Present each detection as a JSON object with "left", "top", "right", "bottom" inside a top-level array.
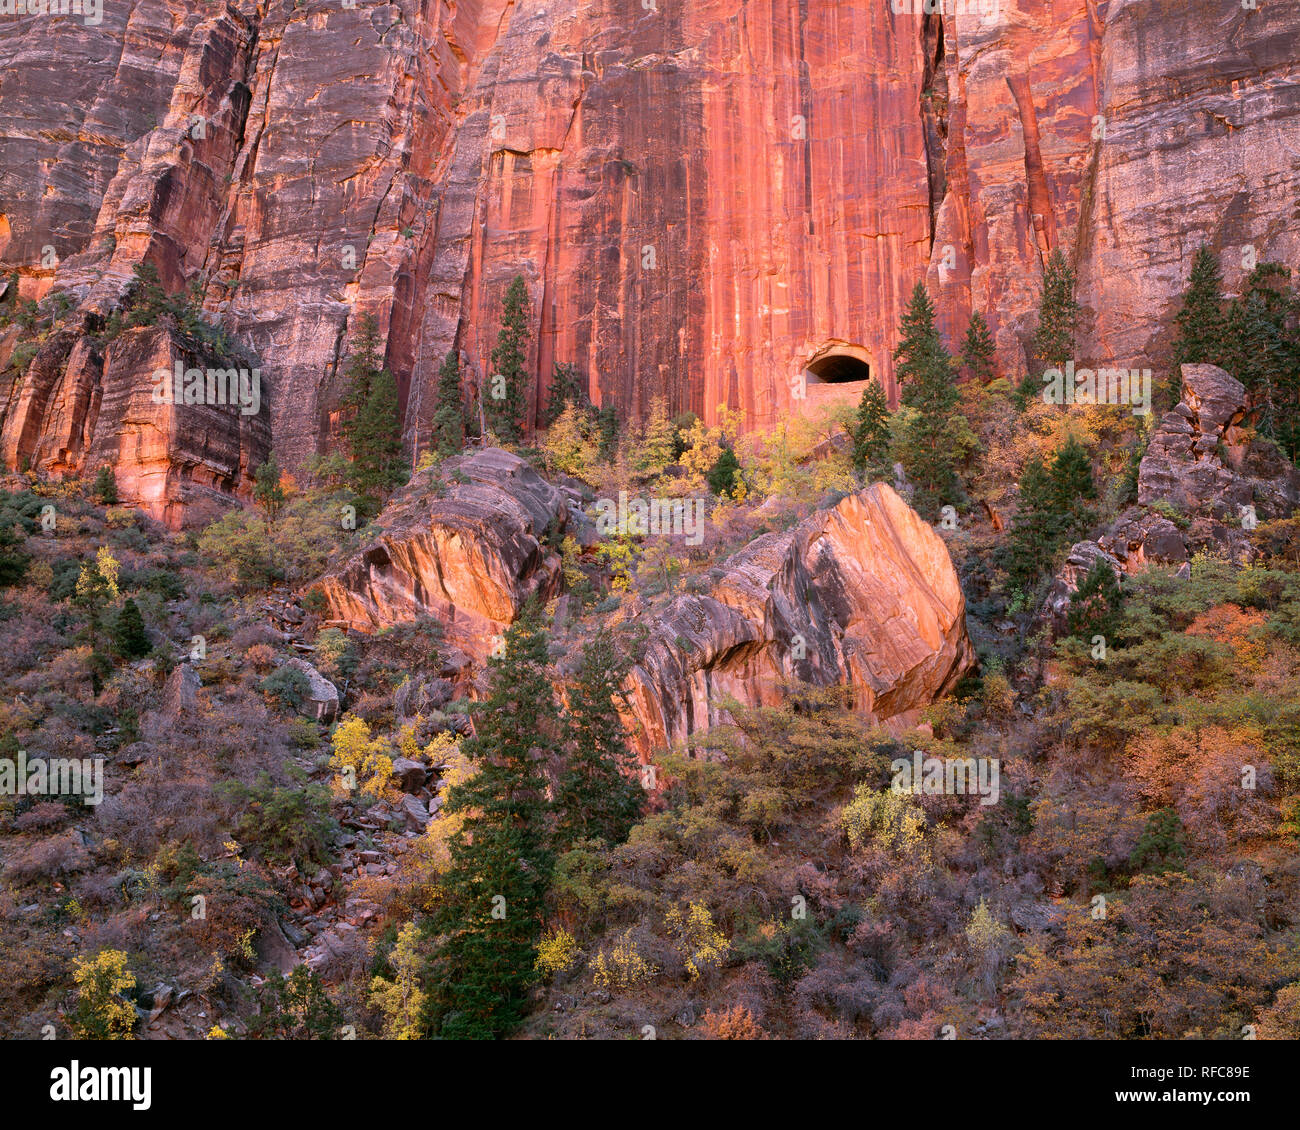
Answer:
[
  {"left": 544, "top": 362, "right": 585, "bottom": 427},
  {"left": 851, "top": 380, "right": 892, "bottom": 478},
  {"left": 596, "top": 405, "right": 619, "bottom": 463},
  {"left": 1005, "top": 456, "right": 1057, "bottom": 594},
  {"left": 338, "top": 314, "right": 405, "bottom": 502},
  {"left": 633, "top": 396, "right": 677, "bottom": 479},
  {"left": 93, "top": 466, "right": 118, "bottom": 505},
  {"left": 424, "top": 602, "right": 558, "bottom": 1039},
  {"left": 432, "top": 351, "right": 465, "bottom": 457},
  {"left": 1031, "top": 249, "right": 1081, "bottom": 374},
  {"left": 112, "top": 598, "right": 150, "bottom": 658},
  {"left": 894, "top": 282, "right": 961, "bottom": 517},
  {"left": 554, "top": 631, "right": 643, "bottom": 851},
  {"left": 1171, "top": 245, "right": 1228, "bottom": 375},
  {"left": 339, "top": 314, "right": 383, "bottom": 440},
  {"left": 0, "top": 521, "right": 30, "bottom": 588},
  {"left": 1224, "top": 263, "right": 1298, "bottom": 453},
  {"left": 252, "top": 457, "right": 285, "bottom": 535},
  {"left": 356, "top": 369, "right": 404, "bottom": 493},
  {"left": 487, "top": 276, "right": 530, "bottom": 443},
  {"left": 1004, "top": 437, "right": 1097, "bottom": 594},
  {"left": 707, "top": 447, "right": 742, "bottom": 497},
  {"left": 960, "top": 310, "right": 998, "bottom": 384},
  {"left": 1048, "top": 434, "right": 1096, "bottom": 531},
  {"left": 1067, "top": 556, "right": 1123, "bottom": 643}
]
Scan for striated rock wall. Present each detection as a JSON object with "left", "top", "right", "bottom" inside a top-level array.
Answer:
[
  {"left": 1076, "top": 0, "right": 1300, "bottom": 371},
  {"left": 2, "top": 0, "right": 1299, "bottom": 513},
  {"left": 0, "top": 323, "right": 269, "bottom": 527}
]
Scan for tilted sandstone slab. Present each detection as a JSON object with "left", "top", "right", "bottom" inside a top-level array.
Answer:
[
  {"left": 308, "top": 448, "right": 569, "bottom": 660},
  {"left": 623, "top": 483, "right": 975, "bottom": 756}
]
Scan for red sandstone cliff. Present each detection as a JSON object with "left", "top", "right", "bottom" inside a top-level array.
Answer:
[{"left": 2, "top": 0, "right": 1299, "bottom": 504}]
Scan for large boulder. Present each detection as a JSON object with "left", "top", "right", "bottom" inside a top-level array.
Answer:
[
  {"left": 308, "top": 449, "right": 569, "bottom": 663},
  {"left": 282, "top": 658, "right": 339, "bottom": 723},
  {"left": 622, "top": 483, "right": 975, "bottom": 756}
]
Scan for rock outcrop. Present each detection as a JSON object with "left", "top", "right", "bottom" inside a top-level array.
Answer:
[
  {"left": 312, "top": 460, "right": 973, "bottom": 754},
  {"left": 309, "top": 448, "right": 569, "bottom": 661},
  {"left": 3, "top": 2, "right": 1299, "bottom": 520},
  {"left": 282, "top": 658, "right": 340, "bottom": 724},
  {"left": 624, "top": 482, "right": 974, "bottom": 754},
  {"left": 1107, "top": 363, "right": 1300, "bottom": 565},
  {"left": 0, "top": 324, "right": 269, "bottom": 528},
  {"left": 1041, "top": 540, "right": 1122, "bottom": 631}
]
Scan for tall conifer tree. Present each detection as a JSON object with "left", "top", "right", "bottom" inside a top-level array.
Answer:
[
  {"left": 423, "top": 602, "right": 558, "bottom": 1039},
  {"left": 432, "top": 351, "right": 465, "bottom": 457},
  {"left": 554, "top": 631, "right": 643, "bottom": 851},
  {"left": 1032, "top": 249, "right": 1081, "bottom": 373},
  {"left": 851, "top": 381, "right": 892, "bottom": 479},
  {"left": 894, "top": 282, "right": 960, "bottom": 517},
  {"left": 488, "top": 276, "right": 530, "bottom": 443},
  {"left": 960, "top": 310, "right": 998, "bottom": 384}
]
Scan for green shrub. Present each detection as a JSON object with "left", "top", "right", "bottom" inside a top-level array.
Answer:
[
  {"left": 218, "top": 769, "right": 336, "bottom": 865},
  {"left": 260, "top": 666, "right": 311, "bottom": 712}
]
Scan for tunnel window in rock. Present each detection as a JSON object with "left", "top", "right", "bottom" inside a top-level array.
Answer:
[{"left": 800, "top": 348, "right": 875, "bottom": 410}]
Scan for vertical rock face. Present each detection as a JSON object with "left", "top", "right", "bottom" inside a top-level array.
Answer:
[
  {"left": 2, "top": 1, "right": 1300, "bottom": 510},
  {"left": 0, "top": 323, "right": 270, "bottom": 527},
  {"left": 1075, "top": 0, "right": 1300, "bottom": 370},
  {"left": 411, "top": 0, "right": 935, "bottom": 438}
]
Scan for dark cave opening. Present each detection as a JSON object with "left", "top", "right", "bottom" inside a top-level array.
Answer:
[{"left": 806, "top": 354, "right": 873, "bottom": 385}]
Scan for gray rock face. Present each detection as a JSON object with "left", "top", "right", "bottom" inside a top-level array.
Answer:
[
  {"left": 1134, "top": 364, "right": 1299, "bottom": 562},
  {"left": 389, "top": 756, "right": 428, "bottom": 794},
  {"left": 1041, "top": 542, "right": 1123, "bottom": 630},
  {"left": 282, "top": 657, "right": 339, "bottom": 724}
]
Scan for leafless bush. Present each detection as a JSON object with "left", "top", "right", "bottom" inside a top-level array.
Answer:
[
  {"left": 12, "top": 801, "right": 69, "bottom": 833},
  {"left": 2, "top": 833, "right": 90, "bottom": 884}
]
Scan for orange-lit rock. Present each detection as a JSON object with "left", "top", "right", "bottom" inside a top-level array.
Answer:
[
  {"left": 308, "top": 448, "right": 570, "bottom": 660},
  {"left": 0, "top": 324, "right": 269, "bottom": 528},
  {"left": 2, "top": 0, "right": 1300, "bottom": 516},
  {"left": 623, "top": 481, "right": 975, "bottom": 755}
]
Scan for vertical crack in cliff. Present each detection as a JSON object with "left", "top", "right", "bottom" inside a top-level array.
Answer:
[
  {"left": 920, "top": 11, "right": 949, "bottom": 251},
  {"left": 796, "top": 0, "right": 814, "bottom": 237},
  {"left": 1006, "top": 72, "right": 1058, "bottom": 264}
]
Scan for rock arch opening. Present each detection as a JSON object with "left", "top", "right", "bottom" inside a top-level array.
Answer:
[
  {"left": 799, "top": 346, "right": 877, "bottom": 412},
  {"left": 806, "top": 353, "right": 873, "bottom": 385}
]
